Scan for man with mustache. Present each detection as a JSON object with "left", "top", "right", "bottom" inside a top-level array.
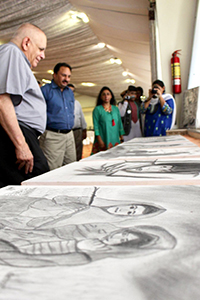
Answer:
[
  {"left": 0, "top": 23, "right": 49, "bottom": 187},
  {"left": 39, "top": 63, "right": 76, "bottom": 170}
]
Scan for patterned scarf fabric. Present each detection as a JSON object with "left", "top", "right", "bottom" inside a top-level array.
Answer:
[{"left": 129, "top": 101, "right": 139, "bottom": 123}]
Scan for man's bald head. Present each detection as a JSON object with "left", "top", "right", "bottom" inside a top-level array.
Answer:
[{"left": 11, "top": 23, "right": 47, "bottom": 68}]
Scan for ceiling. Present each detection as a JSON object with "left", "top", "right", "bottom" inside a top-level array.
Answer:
[{"left": 0, "top": 0, "right": 151, "bottom": 102}]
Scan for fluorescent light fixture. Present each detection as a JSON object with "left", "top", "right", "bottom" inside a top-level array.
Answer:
[
  {"left": 81, "top": 82, "right": 95, "bottom": 87},
  {"left": 109, "top": 58, "right": 122, "bottom": 65},
  {"left": 115, "top": 58, "right": 122, "bottom": 65},
  {"left": 97, "top": 42, "right": 105, "bottom": 48},
  {"left": 79, "top": 13, "right": 89, "bottom": 23},
  {"left": 42, "top": 79, "right": 51, "bottom": 84},
  {"left": 69, "top": 11, "right": 89, "bottom": 23},
  {"left": 47, "top": 70, "right": 54, "bottom": 74},
  {"left": 125, "top": 78, "right": 136, "bottom": 84},
  {"left": 71, "top": 14, "right": 77, "bottom": 21},
  {"left": 122, "top": 71, "right": 128, "bottom": 76}
]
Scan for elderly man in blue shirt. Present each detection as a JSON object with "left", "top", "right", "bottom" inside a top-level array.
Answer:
[{"left": 39, "top": 62, "right": 76, "bottom": 170}]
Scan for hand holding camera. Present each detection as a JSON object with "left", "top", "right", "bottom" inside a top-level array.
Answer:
[{"left": 150, "top": 85, "right": 162, "bottom": 98}]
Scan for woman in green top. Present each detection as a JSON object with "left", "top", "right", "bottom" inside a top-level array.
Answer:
[{"left": 91, "top": 86, "right": 125, "bottom": 154}]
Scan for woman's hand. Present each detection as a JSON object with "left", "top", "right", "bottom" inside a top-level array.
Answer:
[
  {"left": 120, "top": 136, "right": 124, "bottom": 143},
  {"left": 153, "top": 85, "right": 162, "bottom": 97},
  {"left": 97, "top": 135, "right": 106, "bottom": 150}
]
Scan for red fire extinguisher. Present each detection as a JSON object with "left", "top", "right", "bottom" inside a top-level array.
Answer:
[{"left": 171, "top": 50, "right": 181, "bottom": 94}]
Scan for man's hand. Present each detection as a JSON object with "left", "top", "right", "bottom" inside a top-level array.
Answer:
[
  {"left": 0, "top": 93, "right": 34, "bottom": 174},
  {"left": 15, "top": 142, "right": 34, "bottom": 174}
]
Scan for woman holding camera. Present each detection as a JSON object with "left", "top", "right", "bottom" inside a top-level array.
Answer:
[
  {"left": 91, "top": 86, "right": 125, "bottom": 154},
  {"left": 141, "top": 80, "right": 176, "bottom": 137}
]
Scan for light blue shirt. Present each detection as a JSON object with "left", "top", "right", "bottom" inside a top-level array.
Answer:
[
  {"left": 73, "top": 100, "right": 87, "bottom": 129},
  {"left": 0, "top": 42, "right": 47, "bottom": 133}
]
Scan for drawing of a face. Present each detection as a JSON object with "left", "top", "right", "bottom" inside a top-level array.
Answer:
[
  {"left": 107, "top": 205, "right": 145, "bottom": 216},
  {"left": 78, "top": 225, "right": 176, "bottom": 256},
  {"left": 83, "top": 161, "right": 200, "bottom": 179},
  {"left": 128, "top": 165, "right": 173, "bottom": 173},
  {"left": 103, "top": 230, "right": 141, "bottom": 245},
  {"left": 105, "top": 203, "right": 164, "bottom": 217}
]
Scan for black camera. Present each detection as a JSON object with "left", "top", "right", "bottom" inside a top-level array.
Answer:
[{"left": 151, "top": 85, "right": 159, "bottom": 95}]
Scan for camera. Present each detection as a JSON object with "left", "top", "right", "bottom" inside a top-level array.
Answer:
[
  {"left": 151, "top": 85, "right": 159, "bottom": 98},
  {"left": 124, "top": 95, "right": 135, "bottom": 100},
  {"left": 151, "top": 85, "right": 159, "bottom": 95}
]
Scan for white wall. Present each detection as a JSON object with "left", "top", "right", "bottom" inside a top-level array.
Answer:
[
  {"left": 156, "top": 0, "right": 197, "bottom": 127},
  {"left": 75, "top": 1, "right": 198, "bottom": 130},
  {"left": 188, "top": 0, "right": 200, "bottom": 89},
  {"left": 75, "top": 93, "right": 96, "bottom": 129}
]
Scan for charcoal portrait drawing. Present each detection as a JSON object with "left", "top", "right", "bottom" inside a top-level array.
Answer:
[
  {"left": 0, "top": 185, "right": 200, "bottom": 300},
  {"left": 0, "top": 186, "right": 175, "bottom": 267}
]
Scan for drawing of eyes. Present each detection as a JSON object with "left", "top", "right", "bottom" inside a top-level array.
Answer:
[{"left": 105, "top": 203, "right": 165, "bottom": 218}]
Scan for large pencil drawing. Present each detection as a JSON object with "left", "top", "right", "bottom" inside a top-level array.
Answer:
[
  {"left": 0, "top": 186, "right": 173, "bottom": 267},
  {"left": 78, "top": 159, "right": 200, "bottom": 179},
  {"left": 0, "top": 184, "right": 200, "bottom": 300}
]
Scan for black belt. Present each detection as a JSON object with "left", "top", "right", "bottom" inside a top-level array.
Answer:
[
  {"left": 46, "top": 127, "right": 71, "bottom": 134},
  {"left": 73, "top": 128, "right": 82, "bottom": 131},
  {"left": 18, "top": 120, "right": 41, "bottom": 137}
]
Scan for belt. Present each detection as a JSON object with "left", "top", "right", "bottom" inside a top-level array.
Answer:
[
  {"left": 18, "top": 120, "right": 41, "bottom": 137},
  {"left": 73, "top": 127, "right": 82, "bottom": 131},
  {"left": 46, "top": 127, "right": 71, "bottom": 134}
]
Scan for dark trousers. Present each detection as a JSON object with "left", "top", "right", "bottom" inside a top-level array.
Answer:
[
  {"left": 73, "top": 129, "right": 83, "bottom": 161},
  {"left": 0, "top": 125, "right": 49, "bottom": 187}
]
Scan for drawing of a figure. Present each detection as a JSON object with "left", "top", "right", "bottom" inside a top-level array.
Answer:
[
  {"left": 0, "top": 188, "right": 173, "bottom": 267},
  {"left": 0, "top": 190, "right": 165, "bottom": 229},
  {"left": 0, "top": 223, "right": 176, "bottom": 267},
  {"left": 79, "top": 160, "right": 200, "bottom": 179},
  {"left": 90, "top": 145, "right": 194, "bottom": 159}
]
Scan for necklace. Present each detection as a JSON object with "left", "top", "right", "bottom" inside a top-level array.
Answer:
[{"left": 102, "top": 104, "right": 111, "bottom": 112}]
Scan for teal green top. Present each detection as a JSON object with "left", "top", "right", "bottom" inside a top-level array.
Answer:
[{"left": 92, "top": 105, "right": 125, "bottom": 154}]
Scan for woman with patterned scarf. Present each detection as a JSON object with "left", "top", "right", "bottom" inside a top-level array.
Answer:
[{"left": 141, "top": 79, "right": 176, "bottom": 137}]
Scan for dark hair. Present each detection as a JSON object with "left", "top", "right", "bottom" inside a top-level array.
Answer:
[
  {"left": 153, "top": 80, "right": 165, "bottom": 88},
  {"left": 54, "top": 63, "right": 72, "bottom": 74},
  {"left": 127, "top": 85, "right": 137, "bottom": 92},
  {"left": 152, "top": 79, "right": 165, "bottom": 92},
  {"left": 96, "top": 86, "right": 116, "bottom": 106},
  {"left": 136, "top": 86, "right": 143, "bottom": 96},
  {"left": 68, "top": 83, "right": 75, "bottom": 89},
  {"left": 120, "top": 90, "right": 127, "bottom": 98}
]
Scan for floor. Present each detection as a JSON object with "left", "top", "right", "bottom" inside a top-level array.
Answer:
[
  {"left": 184, "top": 134, "right": 200, "bottom": 147},
  {"left": 82, "top": 143, "right": 93, "bottom": 159}
]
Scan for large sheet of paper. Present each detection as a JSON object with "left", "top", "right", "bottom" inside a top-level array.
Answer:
[
  {"left": 22, "top": 135, "right": 200, "bottom": 186},
  {"left": 0, "top": 184, "right": 199, "bottom": 300},
  {"left": 22, "top": 157, "right": 200, "bottom": 186}
]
